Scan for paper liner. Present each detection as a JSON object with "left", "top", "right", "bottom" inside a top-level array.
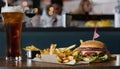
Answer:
[{"left": 32, "top": 54, "right": 90, "bottom": 65}]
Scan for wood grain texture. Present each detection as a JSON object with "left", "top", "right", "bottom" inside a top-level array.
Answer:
[{"left": 0, "top": 54, "right": 119, "bottom": 69}]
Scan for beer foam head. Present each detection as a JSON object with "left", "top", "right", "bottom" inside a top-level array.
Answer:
[{"left": 1, "top": 6, "right": 24, "bottom": 13}]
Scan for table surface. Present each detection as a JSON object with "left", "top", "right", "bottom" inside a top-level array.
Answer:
[{"left": 0, "top": 54, "right": 120, "bottom": 69}]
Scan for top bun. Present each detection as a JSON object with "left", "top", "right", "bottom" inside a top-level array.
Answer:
[{"left": 80, "top": 40, "right": 105, "bottom": 49}]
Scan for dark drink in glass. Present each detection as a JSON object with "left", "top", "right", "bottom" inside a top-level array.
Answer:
[{"left": 1, "top": 6, "right": 24, "bottom": 61}]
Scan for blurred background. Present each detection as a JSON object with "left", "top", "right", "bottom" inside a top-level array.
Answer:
[
  {"left": 0, "top": 0, "right": 118, "bottom": 28},
  {"left": 0, "top": 0, "right": 120, "bottom": 56}
]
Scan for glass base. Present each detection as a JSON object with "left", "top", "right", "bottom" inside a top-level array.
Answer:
[{"left": 6, "top": 56, "right": 22, "bottom": 61}]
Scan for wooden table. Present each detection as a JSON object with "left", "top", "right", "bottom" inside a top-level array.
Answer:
[{"left": 0, "top": 54, "right": 120, "bottom": 69}]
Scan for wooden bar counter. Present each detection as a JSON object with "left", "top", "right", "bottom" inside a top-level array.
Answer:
[{"left": 0, "top": 54, "right": 120, "bottom": 69}]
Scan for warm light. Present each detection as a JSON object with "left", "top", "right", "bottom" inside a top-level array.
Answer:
[
  {"left": 49, "top": 7, "right": 54, "bottom": 16},
  {"left": 22, "top": 1, "right": 28, "bottom": 7},
  {"left": 49, "top": 7, "right": 54, "bottom": 11},
  {"left": 34, "top": 8, "right": 38, "bottom": 13}
]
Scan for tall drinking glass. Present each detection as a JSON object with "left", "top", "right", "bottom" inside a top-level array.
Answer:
[{"left": 1, "top": 6, "right": 24, "bottom": 61}]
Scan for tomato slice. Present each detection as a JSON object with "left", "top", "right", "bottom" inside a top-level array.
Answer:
[
  {"left": 84, "top": 52, "right": 97, "bottom": 57},
  {"left": 84, "top": 52, "right": 91, "bottom": 56}
]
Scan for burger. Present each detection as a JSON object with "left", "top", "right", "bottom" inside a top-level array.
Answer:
[{"left": 77, "top": 40, "right": 110, "bottom": 62}]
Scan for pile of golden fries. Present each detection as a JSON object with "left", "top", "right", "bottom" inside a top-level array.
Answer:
[
  {"left": 40, "top": 44, "right": 80, "bottom": 63},
  {"left": 23, "top": 44, "right": 80, "bottom": 63}
]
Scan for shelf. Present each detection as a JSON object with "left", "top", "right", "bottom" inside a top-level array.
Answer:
[
  {"left": 0, "top": 27, "right": 120, "bottom": 32},
  {"left": 66, "top": 14, "right": 114, "bottom": 20}
]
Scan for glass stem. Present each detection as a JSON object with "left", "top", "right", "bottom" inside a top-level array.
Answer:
[{"left": 30, "top": 18, "right": 33, "bottom": 27}]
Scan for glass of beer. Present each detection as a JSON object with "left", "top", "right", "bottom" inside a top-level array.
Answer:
[{"left": 1, "top": 6, "right": 24, "bottom": 61}]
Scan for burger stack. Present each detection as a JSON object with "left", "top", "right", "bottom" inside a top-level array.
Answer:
[{"left": 78, "top": 40, "right": 110, "bottom": 62}]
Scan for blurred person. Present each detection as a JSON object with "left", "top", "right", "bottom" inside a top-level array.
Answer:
[
  {"left": 24, "top": 0, "right": 41, "bottom": 27},
  {"left": 40, "top": 0, "right": 67, "bottom": 27},
  {"left": 51, "top": 0, "right": 64, "bottom": 15},
  {"left": 14, "top": 0, "right": 41, "bottom": 27},
  {"left": 72, "top": 0, "right": 93, "bottom": 15},
  {"left": 50, "top": 0, "right": 65, "bottom": 27}
]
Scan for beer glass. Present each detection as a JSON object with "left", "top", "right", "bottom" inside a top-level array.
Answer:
[{"left": 1, "top": 6, "right": 24, "bottom": 61}]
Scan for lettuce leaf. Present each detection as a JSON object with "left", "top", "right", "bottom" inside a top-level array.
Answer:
[
  {"left": 76, "top": 55, "right": 84, "bottom": 61},
  {"left": 99, "top": 54, "right": 109, "bottom": 61},
  {"left": 87, "top": 56, "right": 97, "bottom": 62}
]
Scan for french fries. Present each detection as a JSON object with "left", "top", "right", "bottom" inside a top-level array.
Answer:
[
  {"left": 40, "top": 44, "right": 79, "bottom": 63},
  {"left": 23, "top": 45, "right": 40, "bottom": 51},
  {"left": 80, "top": 39, "right": 83, "bottom": 44},
  {"left": 36, "top": 54, "right": 41, "bottom": 58},
  {"left": 50, "top": 44, "right": 57, "bottom": 55},
  {"left": 64, "top": 44, "right": 76, "bottom": 51},
  {"left": 24, "top": 43, "right": 80, "bottom": 63},
  {"left": 41, "top": 48, "right": 50, "bottom": 54}
]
